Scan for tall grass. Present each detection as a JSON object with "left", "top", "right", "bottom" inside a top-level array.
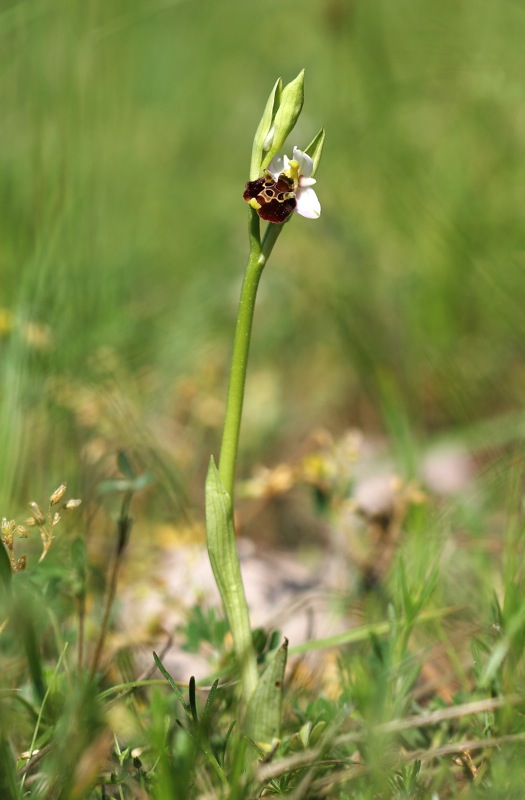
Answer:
[{"left": 1, "top": 0, "right": 524, "bottom": 501}]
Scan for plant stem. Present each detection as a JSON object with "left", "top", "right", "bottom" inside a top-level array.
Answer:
[
  {"left": 218, "top": 211, "right": 282, "bottom": 498},
  {"left": 208, "top": 211, "right": 284, "bottom": 706},
  {"left": 90, "top": 494, "right": 132, "bottom": 678}
]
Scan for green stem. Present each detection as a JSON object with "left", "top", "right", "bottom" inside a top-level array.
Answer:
[
  {"left": 218, "top": 211, "right": 282, "bottom": 498},
  {"left": 208, "top": 210, "right": 283, "bottom": 705}
]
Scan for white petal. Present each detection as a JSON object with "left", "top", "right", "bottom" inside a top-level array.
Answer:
[
  {"left": 292, "top": 147, "right": 314, "bottom": 178},
  {"left": 299, "top": 176, "right": 316, "bottom": 188},
  {"left": 263, "top": 125, "right": 275, "bottom": 152},
  {"left": 296, "top": 186, "right": 321, "bottom": 219},
  {"left": 267, "top": 154, "right": 284, "bottom": 179}
]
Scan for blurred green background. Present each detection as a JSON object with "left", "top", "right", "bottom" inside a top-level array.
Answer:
[{"left": 1, "top": 0, "right": 525, "bottom": 520}]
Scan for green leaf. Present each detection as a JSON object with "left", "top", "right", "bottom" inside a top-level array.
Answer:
[
  {"left": 181, "top": 605, "right": 229, "bottom": 653},
  {"left": 188, "top": 676, "right": 198, "bottom": 724},
  {"left": 0, "top": 735, "right": 23, "bottom": 799},
  {"left": 153, "top": 652, "right": 191, "bottom": 719},
  {"left": 202, "top": 679, "right": 219, "bottom": 721},
  {"left": 117, "top": 450, "right": 136, "bottom": 479},
  {"left": 222, "top": 719, "right": 236, "bottom": 766},
  {"left": 288, "top": 604, "right": 457, "bottom": 654},
  {"left": 299, "top": 721, "right": 312, "bottom": 749},
  {"left": 205, "top": 457, "right": 258, "bottom": 701},
  {"left": 0, "top": 542, "right": 12, "bottom": 595},
  {"left": 71, "top": 536, "right": 87, "bottom": 579},
  {"left": 16, "top": 589, "right": 47, "bottom": 703},
  {"left": 245, "top": 637, "right": 288, "bottom": 747},
  {"left": 304, "top": 127, "right": 325, "bottom": 177},
  {"left": 98, "top": 472, "right": 153, "bottom": 495}
]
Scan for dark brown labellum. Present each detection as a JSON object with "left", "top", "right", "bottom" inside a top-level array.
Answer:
[{"left": 243, "top": 171, "right": 297, "bottom": 224}]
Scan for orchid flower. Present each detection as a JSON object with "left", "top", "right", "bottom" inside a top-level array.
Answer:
[{"left": 243, "top": 146, "right": 321, "bottom": 224}]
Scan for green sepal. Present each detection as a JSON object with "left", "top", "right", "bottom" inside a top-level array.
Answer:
[
  {"left": 205, "top": 457, "right": 258, "bottom": 699},
  {"left": 304, "top": 127, "right": 325, "bottom": 177},
  {"left": 261, "top": 70, "right": 305, "bottom": 172},
  {"left": 245, "top": 637, "right": 288, "bottom": 747},
  {"left": 249, "top": 77, "right": 282, "bottom": 181}
]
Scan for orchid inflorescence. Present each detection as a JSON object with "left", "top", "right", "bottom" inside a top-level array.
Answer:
[
  {"left": 1, "top": 483, "right": 81, "bottom": 572},
  {"left": 243, "top": 70, "right": 324, "bottom": 226}
]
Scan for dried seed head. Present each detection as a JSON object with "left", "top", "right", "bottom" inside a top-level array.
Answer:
[
  {"left": 50, "top": 484, "right": 67, "bottom": 506},
  {"left": 14, "top": 525, "right": 29, "bottom": 538},
  {"left": 28, "top": 502, "right": 46, "bottom": 526},
  {"left": 1, "top": 517, "right": 15, "bottom": 537},
  {"left": 13, "top": 555, "right": 26, "bottom": 573},
  {"left": 64, "top": 498, "right": 82, "bottom": 509}
]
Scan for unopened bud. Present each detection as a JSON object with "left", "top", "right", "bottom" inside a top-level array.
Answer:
[
  {"left": 50, "top": 484, "right": 67, "bottom": 506},
  {"left": 64, "top": 498, "right": 82, "bottom": 509},
  {"left": 52, "top": 512, "right": 61, "bottom": 526},
  {"left": 261, "top": 70, "right": 305, "bottom": 172},
  {"left": 28, "top": 502, "right": 46, "bottom": 525},
  {"left": 250, "top": 77, "right": 282, "bottom": 181}
]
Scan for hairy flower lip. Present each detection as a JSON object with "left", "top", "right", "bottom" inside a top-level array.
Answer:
[{"left": 243, "top": 174, "right": 297, "bottom": 224}]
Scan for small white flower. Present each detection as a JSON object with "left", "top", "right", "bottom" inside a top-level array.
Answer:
[{"left": 267, "top": 146, "right": 321, "bottom": 220}]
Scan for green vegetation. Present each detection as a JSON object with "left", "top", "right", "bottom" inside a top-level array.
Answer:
[{"left": 2, "top": 0, "right": 525, "bottom": 796}]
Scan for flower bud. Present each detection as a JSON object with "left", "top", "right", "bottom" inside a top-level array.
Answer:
[
  {"left": 249, "top": 77, "right": 282, "bottom": 181},
  {"left": 50, "top": 483, "right": 67, "bottom": 506},
  {"left": 29, "top": 501, "right": 46, "bottom": 526},
  {"left": 261, "top": 70, "right": 305, "bottom": 172},
  {"left": 65, "top": 498, "right": 82, "bottom": 509}
]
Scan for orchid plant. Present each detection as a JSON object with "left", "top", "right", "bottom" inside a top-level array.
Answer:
[{"left": 205, "top": 70, "right": 324, "bottom": 746}]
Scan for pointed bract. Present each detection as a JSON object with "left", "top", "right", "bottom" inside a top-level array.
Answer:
[{"left": 304, "top": 128, "right": 326, "bottom": 178}]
